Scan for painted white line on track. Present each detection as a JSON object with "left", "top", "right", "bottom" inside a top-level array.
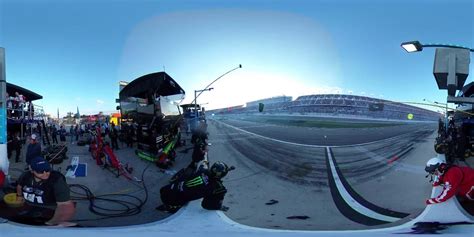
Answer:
[
  {"left": 238, "top": 124, "right": 276, "bottom": 129},
  {"left": 212, "top": 119, "right": 430, "bottom": 149},
  {"left": 326, "top": 147, "right": 401, "bottom": 223}
]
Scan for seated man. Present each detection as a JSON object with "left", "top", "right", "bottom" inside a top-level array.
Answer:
[
  {"left": 157, "top": 161, "right": 234, "bottom": 213},
  {"left": 425, "top": 157, "right": 474, "bottom": 204},
  {"left": 15, "top": 156, "right": 76, "bottom": 226}
]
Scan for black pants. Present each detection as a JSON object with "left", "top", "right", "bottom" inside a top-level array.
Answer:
[
  {"left": 126, "top": 136, "right": 133, "bottom": 147},
  {"left": 8, "top": 146, "right": 21, "bottom": 162},
  {"left": 15, "top": 148, "right": 21, "bottom": 162},
  {"left": 160, "top": 186, "right": 186, "bottom": 207},
  {"left": 9, "top": 204, "right": 54, "bottom": 226},
  {"left": 111, "top": 137, "right": 119, "bottom": 150},
  {"left": 52, "top": 135, "right": 58, "bottom": 144},
  {"left": 7, "top": 146, "right": 12, "bottom": 159},
  {"left": 159, "top": 184, "right": 225, "bottom": 210}
]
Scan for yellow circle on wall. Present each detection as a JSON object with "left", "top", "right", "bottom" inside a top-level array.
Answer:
[{"left": 407, "top": 113, "right": 414, "bottom": 120}]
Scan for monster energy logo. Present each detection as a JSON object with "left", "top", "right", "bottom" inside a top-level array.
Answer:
[{"left": 185, "top": 176, "right": 204, "bottom": 187}]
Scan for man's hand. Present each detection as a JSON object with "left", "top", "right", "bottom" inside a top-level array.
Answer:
[
  {"left": 425, "top": 198, "right": 439, "bottom": 205},
  {"left": 45, "top": 221, "right": 77, "bottom": 227},
  {"left": 16, "top": 195, "right": 24, "bottom": 203}
]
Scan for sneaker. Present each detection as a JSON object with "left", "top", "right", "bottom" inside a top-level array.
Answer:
[{"left": 155, "top": 204, "right": 180, "bottom": 213}]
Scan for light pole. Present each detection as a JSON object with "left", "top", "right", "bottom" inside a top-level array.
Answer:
[
  {"left": 194, "top": 88, "right": 213, "bottom": 119},
  {"left": 402, "top": 40, "right": 472, "bottom": 132},
  {"left": 191, "top": 64, "right": 242, "bottom": 119},
  {"left": 401, "top": 41, "right": 474, "bottom": 53}
]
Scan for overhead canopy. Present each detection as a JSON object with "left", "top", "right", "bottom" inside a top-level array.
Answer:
[
  {"left": 180, "top": 104, "right": 200, "bottom": 109},
  {"left": 119, "top": 72, "right": 185, "bottom": 100},
  {"left": 461, "top": 82, "right": 474, "bottom": 97},
  {"left": 7, "top": 82, "right": 43, "bottom": 101}
]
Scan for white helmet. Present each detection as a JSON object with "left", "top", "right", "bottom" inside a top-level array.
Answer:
[{"left": 425, "top": 157, "right": 446, "bottom": 174}]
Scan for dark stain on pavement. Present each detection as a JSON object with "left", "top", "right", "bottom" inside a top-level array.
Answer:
[{"left": 286, "top": 215, "right": 310, "bottom": 220}]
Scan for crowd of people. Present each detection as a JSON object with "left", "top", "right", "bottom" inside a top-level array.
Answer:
[{"left": 6, "top": 91, "right": 34, "bottom": 119}]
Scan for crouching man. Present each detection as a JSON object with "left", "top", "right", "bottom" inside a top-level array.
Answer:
[
  {"left": 157, "top": 161, "right": 233, "bottom": 213},
  {"left": 425, "top": 157, "right": 474, "bottom": 204}
]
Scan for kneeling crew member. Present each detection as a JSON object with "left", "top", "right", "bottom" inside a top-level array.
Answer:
[
  {"left": 425, "top": 157, "right": 474, "bottom": 204},
  {"left": 158, "top": 161, "right": 233, "bottom": 213},
  {"left": 16, "top": 156, "right": 76, "bottom": 226}
]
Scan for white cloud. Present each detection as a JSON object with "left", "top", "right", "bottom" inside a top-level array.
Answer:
[{"left": 96, "top": 99, "right": 104, "bottom": 105}]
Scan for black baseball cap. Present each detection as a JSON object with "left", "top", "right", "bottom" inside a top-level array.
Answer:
[{"left": 30, "top": 156, "right": 51, "bottom": 173}]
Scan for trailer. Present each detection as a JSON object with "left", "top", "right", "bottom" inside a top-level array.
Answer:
[{"left": 118, "top": 72, "right": 185, "bottom": 169}]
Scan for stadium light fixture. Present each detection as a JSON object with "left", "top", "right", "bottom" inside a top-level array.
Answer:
[
  {"left": 402, "top": 41, "right": 473, "bottom": 133},
  {"left": 401, "top": 41, "right": 471, "bottom": 96},
  {"left": 401, "top": 41, "right": 423, "bottom": 53},
  {"left": 401, "top": 41, "right": 474, "bottom": 53}
]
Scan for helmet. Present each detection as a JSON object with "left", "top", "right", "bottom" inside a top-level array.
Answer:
[
  {"left": 425, "top": 157, "right": 447, "bottom": 174},
  {"left": 210, "top": 161, "right": 229, "bottom": 179},
  {"left": 434, "top": 140, "right": 447, "bottom": 154}
]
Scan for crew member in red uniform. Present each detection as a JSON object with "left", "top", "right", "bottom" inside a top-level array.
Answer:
[
  {"left": 425, "top": 157, "right": 474, "bottom": 204},
  {"left": 0, "top": 170, "right": 5, "bottom": 186}
]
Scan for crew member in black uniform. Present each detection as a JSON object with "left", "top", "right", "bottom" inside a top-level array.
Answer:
[
  {"left": 157, "top": 161, "right": 233, "bottom": 213},
  {"left": 191, "top": 142, "right": 208, "bottom": 167},
  {"left": 15, "top": 156, "right": 76, "bottom": 226},
  {"left": 191, "top": 121, "right": 208, "bottom": 145},
  {"left": 167, "top": 142, "right": 209, "bottom": 184}
]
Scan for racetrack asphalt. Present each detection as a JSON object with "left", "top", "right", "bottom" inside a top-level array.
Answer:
[{"left": 209, "top": 115, "right": 437, "bottom": 230}]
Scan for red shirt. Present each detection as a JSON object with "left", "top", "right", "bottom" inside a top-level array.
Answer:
[
  {"left": 427, "top": 166, "right": 474, "bottom": 204},
  {"left": 0, "top": 171, "right": 5, "bottom": 186}
]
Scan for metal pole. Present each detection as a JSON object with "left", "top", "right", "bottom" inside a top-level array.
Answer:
[
  {"left": 445, "top": 102, "right": 448, "bottom": 132},
  {"left": 194, "top": 90, "right": 198, "bottom": 120},
  {"left": 0, "top": 48, "right": 9, "bottom": 175},
  {"left": 195, "top": 64, "right": 242, "bottom": 100}
]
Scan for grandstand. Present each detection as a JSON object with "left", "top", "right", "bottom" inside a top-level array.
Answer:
[
  {"left": 246, "top": 96, "right": 292, "bottom": 107},
  {"left": 208, "top": 94, "right": 441, "bottom": 121}
]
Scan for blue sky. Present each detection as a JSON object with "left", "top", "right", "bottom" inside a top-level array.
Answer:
[{"left": 0, "top": 0, "right": 472, "bottom": 117}]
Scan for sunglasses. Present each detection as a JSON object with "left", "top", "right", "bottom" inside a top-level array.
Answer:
[{"left": 34, "top": 170, "right": 51, "bottom": 174}]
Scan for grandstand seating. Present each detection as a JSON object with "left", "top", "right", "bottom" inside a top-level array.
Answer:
[{"left": 208, "top": 94, "right": 441, "bottom": 121}]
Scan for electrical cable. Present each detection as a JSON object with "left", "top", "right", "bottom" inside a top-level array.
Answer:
[{"left": 69, "top": 163, "right": 152, "bottom": 222}]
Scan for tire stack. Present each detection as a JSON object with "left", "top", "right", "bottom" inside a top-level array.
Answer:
[{"left": 42, "top": 144, "right": 68, "bottom": 164}]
